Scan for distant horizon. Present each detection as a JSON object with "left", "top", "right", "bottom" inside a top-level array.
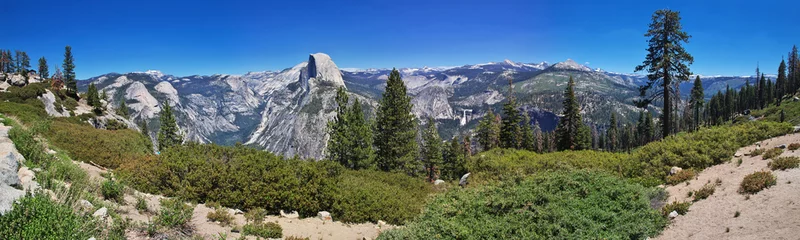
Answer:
[{"left": 4, "top": 0, "right": 798, "bottom": 79}]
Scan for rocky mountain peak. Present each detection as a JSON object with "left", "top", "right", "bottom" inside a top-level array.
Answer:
[
  {"left": 551, "top": 59, "right": 592, "bottom": 72},
  {"left": 306, "top": 53, "right": 346, "bottom": 88}
]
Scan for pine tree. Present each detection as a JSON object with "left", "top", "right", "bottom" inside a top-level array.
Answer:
[
  {"left": 157, "top": 101, "right": 182, "bottom": 151},
  {"left": 327, "top": 87, "right": 353, "bottom": 167},
  {"left": 476, "top": 109, "right": 500, "bottom": 151},
  {"left": 766, "top": 78, "right": 774, "bottom": 106},
  {"left": 777, "top": 59, "right": 787, "bottom": 105},
  {"left": 689, "top": 76, "right": 704, "bottom": 130},
  {"left": 644, "top": 111, "right": 654, "bottom": 142},
  {"left": 348, "top": 98, "right": 374, "bottom": 170},
  {"left": 789, "top": 45, "right": 799, "bottom": 94},
  {"left": 555, "top": 76, "right": 588, "bottom": 151},
  {"left": 15, "top": 50, "right": 31, "bottom": 74},
  {"left": 608, "top": 113, "right": 618, "bottom": 152},
  {"left": 421, "top": 118, "right": 443, "bottom": 181},
  {"left": 758, "top": 73, "right": 767, "bottom": 109},
  {"left": 38, "top": 57, "right": 48, "bottom": 79},
  {"left": 442, "top": 137, "right": 466, "bottom": 181},
  {"left": 62, "top": 46, "right": 77, "bottom": 95},
  {"left": 499, "top": 80, "right": 521, "bottom": 149},
  {"left": 118, "top": 100, "right": 129, "bottom": 117},
  {"left": 0, "top": 50, "right": 9, "bottom": 73},
  {"left": 635, "top": 9, "right": 693, "bottom": 138},
  {"left": 463, "top": 135, "right": 472, "bottom": 156},
  {"left": 87, "top": 83, "right": 102, "bottom": 112},
  {"left": 374, "top": 69, "right": 419, "bottom": 175},
  {"left": 532, "top": 120, "right": 543, "bottom": 153},
  {"left": 520, "top": 111, "right": 535, "bottom": 151}
]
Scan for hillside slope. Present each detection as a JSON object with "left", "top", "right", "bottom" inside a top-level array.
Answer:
[{"left": 656, "top": 133, "right": 800, "bottom": 239}]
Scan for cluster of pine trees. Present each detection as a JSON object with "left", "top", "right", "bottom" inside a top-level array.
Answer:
[
  {"left": 326, "top": 69, "right": 470, "bottom": 181},
  {"left": 0, "top": 46, "right": 78, "bottom": 95}
]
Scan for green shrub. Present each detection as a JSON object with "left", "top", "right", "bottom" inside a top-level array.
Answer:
[
  {"left": 242, "top": 222, "right": 282, "bottom": 239},
  {"left": 739, "top": 171, "right": 777, "bottom": 194},
  {"left": 105, "top": 119, "right": 128, "bottom": 130},
  {"left": 748, "top": 148, "right": 765, "bottom": 157},
  {"left": 119, "top": 143, "right": 432, "bottom": 224},
  {"left": 0, "top": 193, "right": 99, "bottom": 239},
  {"left": 0, "top": 102, "right": 48, "bottom": 125},
  {"left": 662, "top": 201, "right": 691, "bottom": 216},
  {"left": 156, "top": 198, "right": 194, "bottom": 229},
  {"left": 206, "top": 208, "right": 234, "bottom": 226},
  {"left": 101, "top": 179, "right": 124, "bottom": 202},
  {"left": 769, "top": 156, "right": 800, "bottom": 170},
  {"left": 667, "top": 169, "right": 696, "bottom": 185},
  {"left": 693, "top": 184, "right": 716, "bottom": 201},
  {"left": 331, "top": 170, "right": 431, "bottom": 224},
  {"left": 0, "top": 83, "right": 47, "bottom": 103},
  {"left": 135, "top": 196, "right": 148, "bottom": 212},
  {"left": 632, "top": 121, "right": 792, "bottom": 181},
  {"left": 379, "top": 170, "right": 667, "bottom": 239},
  {"left": 789, "top": 143, "right": 800, "bottom": 151},
  {"left": 244, "top": 208, "right": 267, "bottom": 223},
  {"left": 763, "top": 148, "right": 784, "bottom": 160},
  {"left": 285, "top": 236, "right": 310, "bottom": 240},
  {"left": 46, "top": 121, "right": 151, "bottom": 168}
]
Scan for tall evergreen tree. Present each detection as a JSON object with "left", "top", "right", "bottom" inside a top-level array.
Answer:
[
  {"left": 0, "top": 50, "right": 10, "bottom": 73},
  {"left": 555, "top": 76, "right": 589, "bottom": 150},
  {"left": 520, "top": 111, "right": 535, "bottom": 151},
  {"left": 38, "top": 57, "right": 48, "bottom": 79},
  {"left": 348, "top": 98, "right": 374, "bottom": 169},
  {"left": 689, "top": 76, "right": 704, "bottom": 130},
  {"left": 374, "top": 69, "right": 419, "bottom": 175},
  {"left": 327, "top": 87, "right": 354, "bottom": 167},
  {"left": 777, "top": 59, "right": 787, "bottom": 105},
  {"left": 499, "top": 79, "right": 521, "bottom": 149},
  {"left": 608, "top": 113, "right": 618, "bottom": 152},
  {"left": 532, "top": 120, "right": 543, "bottom": 153},
  {"left": 476, "top": 109, "right": 501, "bottom": 151},
  {"left": 157, "top": 101, "right": 182, "bottom": 150},
  {"left": 62, "top": 46, "right": 77, "bottom": 95},
  {"left": 118, "top": 100, "right": 129, "bottom": 117},
  {"left": 643, "top": 111, "right": 654, "bottom": 142},
  {"left": 758, "top": 74, "right": 767, "bottom": 109},
  {"left": 789, "top": 45, "right": 799, "bottom": 94},
  {"left": 421, "top": 118, "right": 443, "bottom": 181},
  {"left": 634, "top": 9, "right": 693, "bottom": 138},
  {"left": 15, "top": 50, "right": 30, "bottom": 74},
  {"left": 766, "top": 78, "right": 774, "bottom": 105},
  {"left": 442, "top": 137, "right": 467, "bottom": 181}
]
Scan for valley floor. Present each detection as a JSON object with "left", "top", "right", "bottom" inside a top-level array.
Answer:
[{"left": 656, "top": 133, "right": 800, "bottom": 240}]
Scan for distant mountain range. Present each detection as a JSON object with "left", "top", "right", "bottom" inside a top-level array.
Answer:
[{"left": 79, "top": 54, "right": 768, "bottom": 159}]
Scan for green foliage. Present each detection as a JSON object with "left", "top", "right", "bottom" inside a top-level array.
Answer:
[
  {"left": 0, "top": 82, "right": 47, "bottom": 103},
  {"left": 739, "top": 171, "right": 777, "bottom": 194},
  {"left": 242, "top": 222, "right": 282, "bottom": 239},
  {"left": 0, "top": 102, "right": 48, "bottom": 125},
  {"left": 327, "top": 87, "right": 374, "bottom": 170},
  {"left": 244, "top": 208, "right": 267, "bottom": 224},
  {"left": 135, "top": 196, "right": 148, "bottom": 212},
  {"left": 379, "top": 170, "right": 667, "bottom": 239},
  {"left": 118, "top": 143, "right": 432, "bottom": 224},
  {"left": 666, "top": 169, "right": 696, "bottom": 185},
  {"left": 101, "top": 179, "right": 124, "bottom": 202},
  {"left": 693, "top": 183, "right": 716, "bottom": 201},
  {"left": 556, "top": 76, "right": 590, "bottom": 151},
  {"left": 500, "top": 92, "right": 521, "bottom": 149},
  {"left": 374, "top": 68, "right": 419, "bottom": 175},
  {"left": 748, "top": 148, "right": 765, "bottom": 156},
  {"left": 206, "top": 208, "right": 234, "bottom": 226},
  {"left": 441, "top": 137, "right": 467, "bottom": 180},
  {"left": 62, "top": 45, "right": 77, "bottom": 94},
  {"left": 105, "top": 119, "right": 128, "bottom": 130},
  {"left": 331, "top": 170, "right": 431, "bottom": 224},
  {"left": 476, "top": 109, "right": 501, "bottom": 151},
  {"left": 157, "top": 101, "right": 183, "bottom": 150},
  {"left": 0, "top": 193, "right": 99, "bottom": 240},
  {"left": 631, "top": 121, "right": 792, "bottom": 181},
  {"left": 661, "top": 201, "right": 691, "bottom": 216},
  {"left": 117, "top": 100, "right": 129, "bottom": 117},
  {"left": 46, "top": 120, "right": 152, "bottom": 168},
  {"left": 762, "top": 148, "right": 784, "bottom": 160},
  {"left": 769, "top": 156, "right": 800, "bottom": 171},
  {"left": 156, "top": 198, "right": 194, "bottom": 229},
  {"left": 421, "top": 118, "right": 443, "bottom": 180}
]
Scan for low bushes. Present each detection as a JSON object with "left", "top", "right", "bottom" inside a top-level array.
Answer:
[
  {"left": 748, "top": 148, "right": 765, "bottom": 157},
  {"left": 378, "top": 170, "right": 667, "bottom": 239},
  {"left": 155, "top": 198, "right": 194, "bottom": 229},
  {"left": 118, "top": 143, "right": 432, "bottom": 224},
  {"left": 45, "top": 121, "right": 152, "bottom": 168},
  {"left": 243, "top": 222, "right": 282, "bottom": 239},
  {"left": 769, "top": 156, "right": 800, "bottom": 170},
  {"left": 739, "top": 171, "right": 777, "bottom": 194},
  {"left": 762, "top": 148, "right": 784, "bottom": 160},
  {"left": 789, "top": 143, "right": 800, "bottom": 151},
  {"left": 101, "top": 179, "right": 124, "bottom": 202},
  {"left": 693, "top": 184, "right": 716, "bottom": 201},
  {"left": 206, "top": 208, "right": 234, "bottom": 226},
  {"left": 666, "top": 169, "right": 696, "bottom": 185},
  {"left": 0, "top": 193, "right": 99, "bottom": 239},
  {"left": 661, "top": 201, "right": 691, "bottom": 216}
]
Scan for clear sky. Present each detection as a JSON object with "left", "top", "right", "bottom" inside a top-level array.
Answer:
[{"left": 2, "top": 0, "right": 798, "bottom": 79}]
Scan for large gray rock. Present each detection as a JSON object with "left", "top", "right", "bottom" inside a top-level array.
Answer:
[
  {"left": 93, "top": 207, "right": 108, "bottom": 218},
  {"left": 8, "top": 74, "right": 26, "bottom": 86},
  {"left": 317, "top": 211, "right": 332, "bottom": 221},
  {"left": 17, "top": 166, "right": 38, "bottom": 192},
  {"left": 0, "top": 184, "right": 24, "bottom": 214},
  {"left": 39, "top": 90, "right": 70, "bottom": 117},
  {"left": 669, "top": 166, "right": 683, "bottom": 176},
  {"left": 0, "top": 152, "right": 21, "bottom": 188},
  {"left": 459, "top": 172, "right": 471, "bottom": 187}
]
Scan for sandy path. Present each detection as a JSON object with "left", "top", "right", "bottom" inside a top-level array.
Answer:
[{"left": 655, "top": 133, "right": 800, "bottom": 240}]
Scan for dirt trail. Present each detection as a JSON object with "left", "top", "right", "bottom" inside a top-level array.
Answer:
[{"left": 655, "top": 133, "right": 800, "bottom": 240}]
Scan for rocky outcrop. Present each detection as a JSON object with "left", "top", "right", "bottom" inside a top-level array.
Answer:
[
  {"left": 38, "top": 90, "right": 70, "bottom": 117},
  {"left": 0, "top": 122, "right": 25, "bottom": 214}
]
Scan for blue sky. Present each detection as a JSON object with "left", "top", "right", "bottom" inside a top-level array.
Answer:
[{"left": 2, "top": 0, "right": 798, "bottom": 79}]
